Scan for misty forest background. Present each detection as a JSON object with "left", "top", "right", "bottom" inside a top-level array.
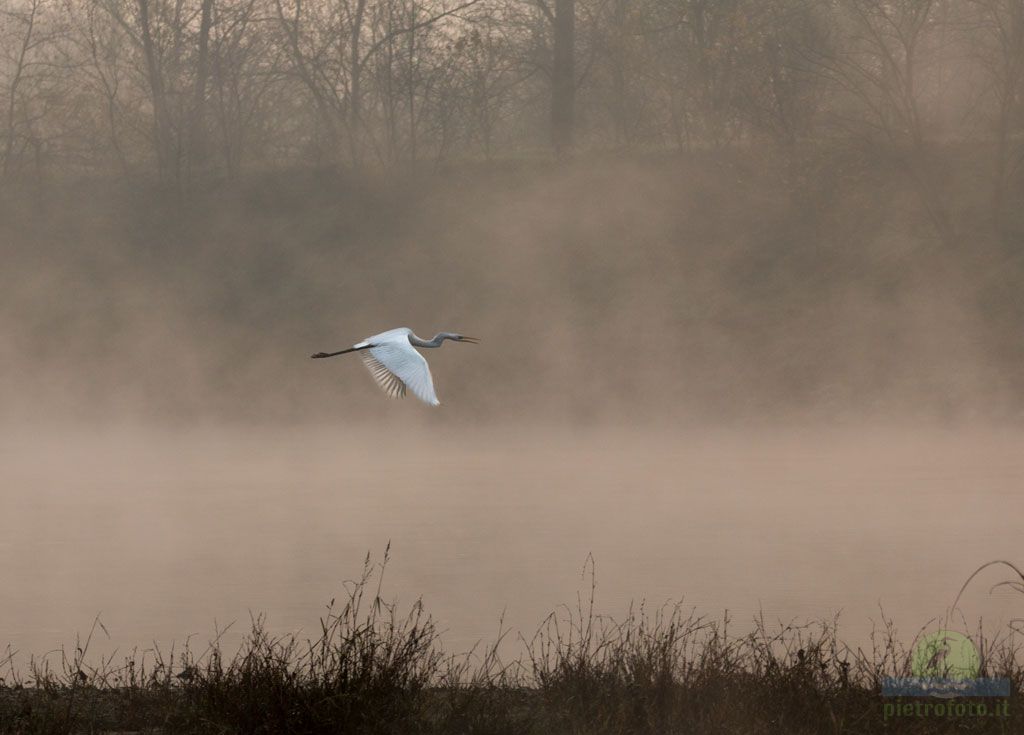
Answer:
[{"left": 2, "top": 0, "right": 1024, "bottom": 423}]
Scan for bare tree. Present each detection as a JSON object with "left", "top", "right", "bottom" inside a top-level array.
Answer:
[
  {"left": 966, "top": 0, "right": 1024, "bottom": 231},
  {"left": 640, "top": 0, "right": 753, "bottom": 149},
  {"left": 208, "top": 0, "right": 285, "bottom": 176},
  {"left": 1, "top": 0, "right": 58, "bottom": 178},
  {"left": 448, "top": 11, "right": 524, "bottom": 158},
  {"left": 72, "top": 0, "right": 135, "bottom": 172},
  {"left": 273, "top": 0, "right": 479, "bottom": 168},
  {"left": 549, "top": 0, "right": 573, "bottom": 152},
  {"left": 731, "top": 0, "right": 831, "bottom": 152},
  {"left": 813, "top": 0, "right": 954, "bottom": 241},
  {"left": 186, "top": 0, "right": 214, "bottom": 175},
  {"left": 0, "top": 0, "right": 1017, "bottom": 191}
]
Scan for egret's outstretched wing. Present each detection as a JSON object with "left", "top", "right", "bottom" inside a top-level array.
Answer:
[
  {"left": 360, "top": 352, "right": 407, "bottom": 399},
  {"left": 361, "top": 342, "right": 440, "bottom": 406}
]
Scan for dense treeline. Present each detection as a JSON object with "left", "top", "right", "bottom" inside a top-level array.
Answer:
[
  {"left": 3, "top": 0, "right": 1024, "bottom": 422},
  {"left": 1, "top": 0, "right": 1023, "bottom": 229}
]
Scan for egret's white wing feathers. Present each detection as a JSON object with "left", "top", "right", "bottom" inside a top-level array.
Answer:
[
  {"left": 361, "top": 339, "right": 440, "bottom": 406},
  {"left": 360, "top": 352, "right": 407, "bottom": 399}
]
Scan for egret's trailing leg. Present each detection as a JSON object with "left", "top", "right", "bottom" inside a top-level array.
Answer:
[{"left": 310, "top": 345, "right": 370, "bottom": 359}]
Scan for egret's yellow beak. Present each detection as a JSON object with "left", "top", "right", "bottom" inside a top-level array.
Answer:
[{"left": 461, "top": 336, "right": 480, "bottom": 344}]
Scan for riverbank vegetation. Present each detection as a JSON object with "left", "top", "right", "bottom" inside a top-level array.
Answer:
[{"left": 2, "top": 556, "right": 1021, "bottom": 734}]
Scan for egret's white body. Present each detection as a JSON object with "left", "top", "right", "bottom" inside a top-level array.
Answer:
[
  {"left": 357, "top": 328, "right": 440, "bottom": 405},
  {"left": 311, "top": 327, "right": 478, "bottom": 406}
]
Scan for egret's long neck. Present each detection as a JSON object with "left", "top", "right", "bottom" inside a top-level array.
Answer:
[{"left": 409, "top": 333, "right": 445, "bottom": 348}]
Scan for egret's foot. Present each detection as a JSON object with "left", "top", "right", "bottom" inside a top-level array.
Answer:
[{"left": 311, "top": 352, "right": 329, "bottom": 359}]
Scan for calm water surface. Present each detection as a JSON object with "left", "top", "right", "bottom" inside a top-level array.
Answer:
[{"left": 1, "top": 424, "right": 1021, "bottom": 664}]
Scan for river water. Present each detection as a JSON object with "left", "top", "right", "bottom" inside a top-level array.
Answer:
[{"left": 1, "top": 424, "right": 1021, "bottom": 668}]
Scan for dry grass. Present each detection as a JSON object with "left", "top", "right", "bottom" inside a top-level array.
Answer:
[{"left": 1, "top": 554, "right": 1022, "bottom": 734}]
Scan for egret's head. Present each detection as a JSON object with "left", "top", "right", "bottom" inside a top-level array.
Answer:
[{"left": 446, "top": 332, "right": 479, "bottom": 344}]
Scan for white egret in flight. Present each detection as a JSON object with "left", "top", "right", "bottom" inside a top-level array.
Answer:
[{"left": 311, "top": 327, "right": 479, "bottom": 406}]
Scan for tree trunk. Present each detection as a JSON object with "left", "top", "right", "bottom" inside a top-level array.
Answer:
[
  {"left": 2, "top": 0, "right": 38, "bottom": 179},
  {"left": 349, "top": 0, "right": 368, "bottom": 167},
  {"left": 188, "top": 0, "right": 215, "bottom": 177},
  {"left": 137, "top": 0, "right": 172, "bottom": 181},
  {"left": 407, "top": 7, "right": 417, "bottom": 170},
  {"left": 551, "top": 0, "right": 574, "bottom": 154}
]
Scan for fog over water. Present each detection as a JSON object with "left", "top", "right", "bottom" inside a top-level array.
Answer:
[
  {"left": 5, "top": 0, "right": 1024, "bottom": 697},
  {"left": 2, "top": 422, "right": 1021, "bottom": 663},
  {"left": 2, "top": 151, "right": 1023, "bottom": 667}
]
